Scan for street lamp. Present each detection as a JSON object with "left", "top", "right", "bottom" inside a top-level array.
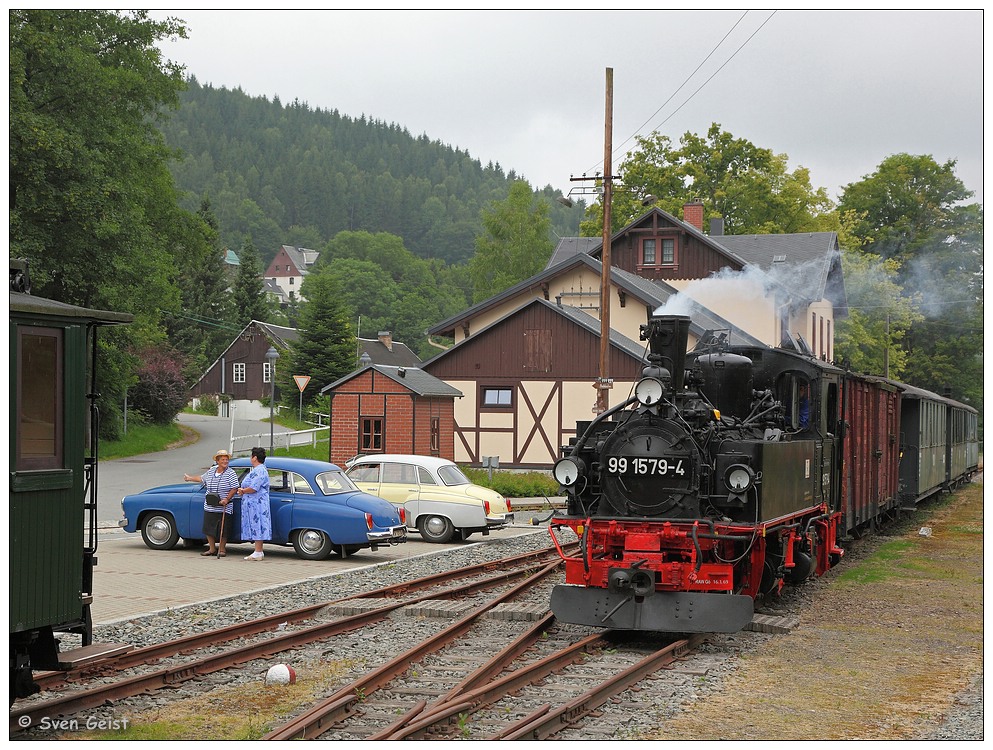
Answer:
[{"left": 265, "top": 346, "right": 279, "bottom": 452}]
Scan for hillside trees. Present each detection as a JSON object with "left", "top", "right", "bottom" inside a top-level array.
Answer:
[
  {"left": 160, "top": 80, "right": 586, "bottom": 266},
  {"left": 166, "top": 198, "right": 240, "bottom": 381},
  {"left": 318, "top": 231, "right": 470, "bottom": 358},
  {"left": 469, "top": 181, "right": 556, "bottom": 303}
]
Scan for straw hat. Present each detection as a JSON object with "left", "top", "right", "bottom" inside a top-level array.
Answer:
[{"left": 214, "top": 449, "right": 231, "bottom": 461}]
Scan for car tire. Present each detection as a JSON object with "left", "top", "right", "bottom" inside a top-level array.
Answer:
[
  {"left": 140, "top": 513, "right": 180, "bottom": 550},
  {"left": 292, "top": 528, "right": 333, "bottom": 560},
  {"left": 417, "top": 515, "right": 455, "bottom": 543}
]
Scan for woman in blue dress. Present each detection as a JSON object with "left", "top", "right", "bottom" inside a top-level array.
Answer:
[{"left": 236, "top": 446, "right": 271, "bottom": 560}]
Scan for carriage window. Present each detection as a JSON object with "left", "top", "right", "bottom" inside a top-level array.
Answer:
[{"left": 18, "top": 328, "right": 64, "bottom": 470}]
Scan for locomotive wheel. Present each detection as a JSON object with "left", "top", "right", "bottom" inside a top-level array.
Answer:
[
  {"left": 140, "top": 513, "right": 180, "bottom": 550},
  {"left": 417, "top": 515, "right": 455, "bottom": 543},
  {"left": 292, "top": 528, "right": 333, "bottom": 560}
]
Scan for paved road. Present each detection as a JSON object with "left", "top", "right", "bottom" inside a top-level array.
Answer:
[{"left": 95, "top": 413, "right": 294, "bottom": 527}]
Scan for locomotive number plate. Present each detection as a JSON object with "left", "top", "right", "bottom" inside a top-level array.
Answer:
[{"left": 605, "top": 456, "right": 686, "bottom": 476}]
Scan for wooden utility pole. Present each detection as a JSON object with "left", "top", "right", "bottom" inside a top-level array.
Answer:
[{"left": 597, "top": 68, "right": 614, "bottom": 414}]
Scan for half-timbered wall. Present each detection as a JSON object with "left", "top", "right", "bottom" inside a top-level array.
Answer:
[{"left": 426, "top": 302, "right": 646, "bottom": 467}]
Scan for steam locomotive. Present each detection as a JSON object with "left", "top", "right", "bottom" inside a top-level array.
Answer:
[{"left": 548, "top": 313, "right": 978, "bottom": 633}]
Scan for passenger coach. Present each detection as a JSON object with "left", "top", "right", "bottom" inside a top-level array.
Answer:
[{"left": 10, "top": 263, "right": 132, "bottom": 701}]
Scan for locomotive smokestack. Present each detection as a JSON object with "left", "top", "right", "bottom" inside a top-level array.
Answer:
[{"left": 641, "top": 315, "right": 691, "bottom": 394}]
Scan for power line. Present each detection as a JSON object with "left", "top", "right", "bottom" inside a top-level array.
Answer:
[
  {"left": 611, "top": 11, "right": 751, "bottom": 162},
  {"left": 644, "top": 11, "right": 777, "bottom": 137},
  {"left": 586, "top": 11, "right": 777, "bottom": 177}
]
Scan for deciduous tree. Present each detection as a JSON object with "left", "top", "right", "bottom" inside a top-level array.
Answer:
[
  {"left": 582, "top": 123, "right": 834, "bottom": 236},
  {"left": 469, "top": 181, "right": 554, "bottom": 302}
]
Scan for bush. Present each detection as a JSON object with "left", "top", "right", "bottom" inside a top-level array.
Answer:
[
  {"left": 192, "top": 394, "right": 219, "bottom": 415},
  {"left": 462, "top": 468, "right": 559, "bottom": 498},
  {"left": 128, "top": 345, "right": 189, "bottom": 425}
]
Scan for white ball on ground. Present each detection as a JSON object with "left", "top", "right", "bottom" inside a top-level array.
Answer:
[{"left": 265, "top": 663, "right": 297, "bottom": 685}]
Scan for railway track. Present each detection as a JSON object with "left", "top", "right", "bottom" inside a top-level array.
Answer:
[
  {"left": 12, "top": 537, "right": 719, "bottom": 741},
  {"left": 10, "top": 545, "right": 572, "bottom": 736}
]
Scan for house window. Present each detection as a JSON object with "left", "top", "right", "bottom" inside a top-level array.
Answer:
[
  {"left": 289, "top": 277, "right": 294, "bottom": 285},
  {"left": 661, "top": 238, "right": 675, "bottom": 264},
  {"left": 361, "top": 418, "right": 384, "bottom": 452},
  {"left": 263, "top": 362, "right": 272, "bottom": 383},
  {"left": 641, "top": 237, "right": 676, "bottom": 266},
  {"left": 233, "top": 363, "right": 246, "bottom": 383},
  {"left": 482, "top": 387, "right": 513, "bottom": 408},
  {"left": 642, "top": 238, "right": 657, "bottom": 265},
  {"left": 430, "top": 417, "right": 440, "bottom": 454},
  {"left": 17, "top": 328, "right": 63, "bottom": 470}
]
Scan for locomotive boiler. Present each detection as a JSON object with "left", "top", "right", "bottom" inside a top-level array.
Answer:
[{"left": 549, "top": 314, "right": 844, "bottom": 633}]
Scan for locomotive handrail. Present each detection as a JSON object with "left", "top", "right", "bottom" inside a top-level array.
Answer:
[{"left": 567, "top": 395, "right": 639, "bottom": 456}]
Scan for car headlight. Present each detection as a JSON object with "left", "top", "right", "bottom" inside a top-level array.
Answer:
[
  {"left": 553, "top": 457, "right": 585, "bottom": 487},
  {"left": 724, "top": 464, "right": 755, "bottom": 493}
]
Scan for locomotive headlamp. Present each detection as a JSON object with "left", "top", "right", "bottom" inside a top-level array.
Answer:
[
  {"left": 553, "top": 457, "right": 585, "bottom": 487},
  {"left": 634, "top": 376, "right": 666, "bottom": 406},
  {"left": 724, "top": 464, "right": 755, "bottom": 493}
]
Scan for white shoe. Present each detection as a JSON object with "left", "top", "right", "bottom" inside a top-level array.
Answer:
[{"left": 245, "top": 551, "right": 264, "bottom": 560}]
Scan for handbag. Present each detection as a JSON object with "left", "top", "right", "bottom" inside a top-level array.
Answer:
[{"left": 205, "top": 493, "right": 222, "bottom": 507}]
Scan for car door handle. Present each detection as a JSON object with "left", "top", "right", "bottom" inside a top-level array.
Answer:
[{"left": 280, "top": 498, "right": 293, "bottom": 502}]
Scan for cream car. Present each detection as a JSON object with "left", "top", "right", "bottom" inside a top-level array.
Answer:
[{"left": 345, "top": 455, "right": 512, "bottom": 543}]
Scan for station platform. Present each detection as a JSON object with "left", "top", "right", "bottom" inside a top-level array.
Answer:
[{"left": 91, "top": 524, "right": 549, "bottom": 626}]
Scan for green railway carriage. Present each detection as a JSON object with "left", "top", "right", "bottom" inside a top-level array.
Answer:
[{"left": 9, "top": 274, "right": 132, "bottom": 701}]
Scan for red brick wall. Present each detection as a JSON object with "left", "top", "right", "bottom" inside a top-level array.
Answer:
[{"left": 328, "top": 371, "right": 456, "bottom": 466}]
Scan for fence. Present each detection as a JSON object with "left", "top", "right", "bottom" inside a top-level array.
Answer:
[{"left": 229, "top": 426, "right": 329, "bottom": 456}]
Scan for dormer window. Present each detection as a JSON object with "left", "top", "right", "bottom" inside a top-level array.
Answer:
[
  {"left": 640, "top": 237, "right": 677, "bottom": 267},
  {"left": 642, "top": 239, "right": 657, "bottom": 265},
  {"left": 661, "top": 238, "right": 675, "bottom": 264}
]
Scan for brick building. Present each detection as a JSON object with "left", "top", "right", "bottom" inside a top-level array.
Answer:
[{"left": 321, "top": 365, "right": 462, "bottom": 467}]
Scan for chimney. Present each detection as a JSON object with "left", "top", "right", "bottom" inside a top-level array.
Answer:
[
  {"left": 709, "top": 217, "right": 724, "bottom": 236},
  {"left": 378, "top": 331, "right": 393, "bottom": 352},
  {"left": 683, "top": 199, "right": 704, "bottom": 231}
]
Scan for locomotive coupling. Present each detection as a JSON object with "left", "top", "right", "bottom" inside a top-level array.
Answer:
[{"left": 608, "top": 568, "right": 655, "bottom": 597}]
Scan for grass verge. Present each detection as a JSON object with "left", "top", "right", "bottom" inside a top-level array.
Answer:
[{"left": 645, "top": 482, "right": 984, "bottom": 740}]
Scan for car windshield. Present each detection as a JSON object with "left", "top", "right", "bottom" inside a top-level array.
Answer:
[
  {"left": 315, "top": 470, "right": 359, "bottom": 495},
  {"left": 437, "top": 464, "right": 471, "bottom": 486}
]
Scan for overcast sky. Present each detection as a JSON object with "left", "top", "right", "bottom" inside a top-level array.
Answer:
[{"left": 151, "top": 9, "right": 984, "bottom": 205}]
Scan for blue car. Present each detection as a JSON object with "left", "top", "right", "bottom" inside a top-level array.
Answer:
[{"left": 120, "top": 457, "right": 407, "bottom": 559}]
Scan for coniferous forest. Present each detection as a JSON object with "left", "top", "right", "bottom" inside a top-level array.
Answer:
[{"left": 161, "top": 78, "right": 585, "bottom": 267}]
